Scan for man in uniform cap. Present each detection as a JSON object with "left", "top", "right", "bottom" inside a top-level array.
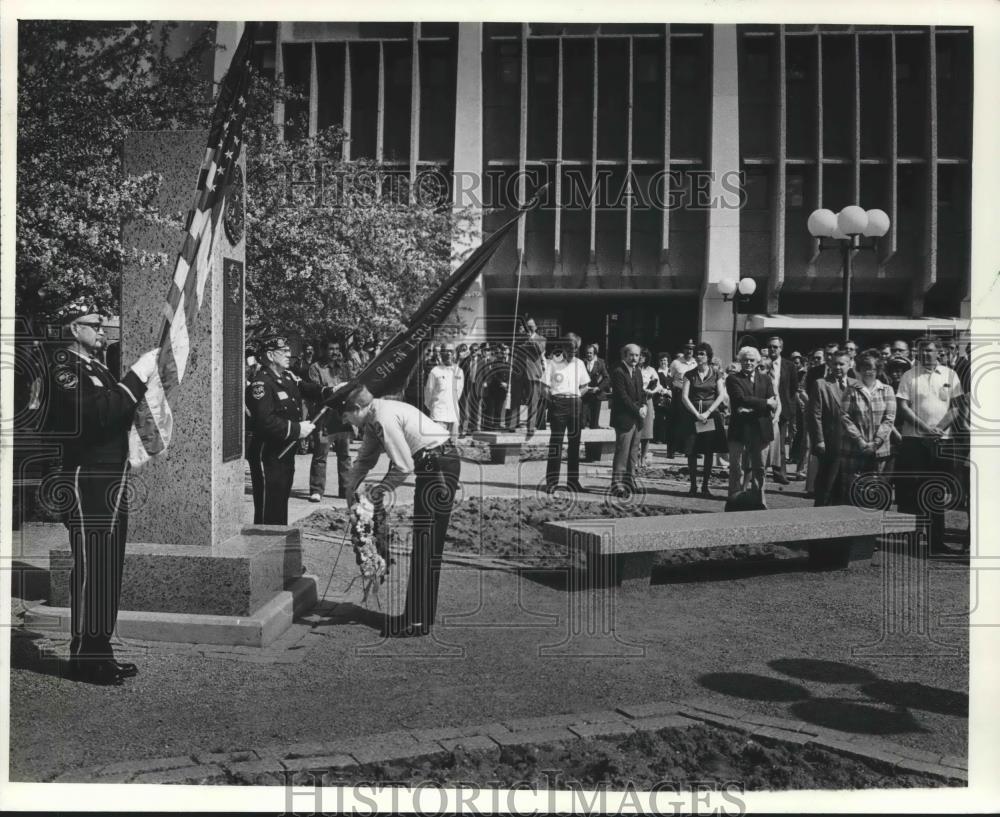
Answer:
[
  {"left": 341, "top": 385, "right": 460, "bottom": 638},
  {"left": 45, "top": 303, "right": 160, "bottom": 684},
  {"left": 245, "top": 336, "right": 335, "bottom": 524}
]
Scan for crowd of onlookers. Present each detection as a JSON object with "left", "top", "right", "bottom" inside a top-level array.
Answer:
[{"left": 255, "top": 324, "right": 970, "bottom": 555}]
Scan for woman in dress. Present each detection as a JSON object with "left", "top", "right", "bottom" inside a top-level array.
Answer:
[
  {"left": 653, "top": 351, "right": 673, "bottom": 445},
  {"left": 677, "top": 342, "right": 728, "bottom": 496},
  {"left": 638, "top": 348, "right": 661, "bottom": 467}
]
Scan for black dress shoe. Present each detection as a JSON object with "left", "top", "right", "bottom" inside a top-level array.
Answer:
[
  {"left": 687, "top": 486, "right": 698, "bottom": 496},
  {"left": 772, "top": 471, "right": 790, "bottom": 485},
  {"left": 112, "top": 660, "right": 139, "bottom": 678},
  {"left": 70, "top": 660, "right": 124, "bottom": 686},
  {"left": 383, "top": 621, "right": 429, "bottom": 638}
]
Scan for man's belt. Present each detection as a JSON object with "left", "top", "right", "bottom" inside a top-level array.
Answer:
[{"left": 414, "top": 440, "right": 458, "bottom": 465}]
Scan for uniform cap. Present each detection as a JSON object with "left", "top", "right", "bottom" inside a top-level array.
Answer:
[
  {"left": 57, "top": 301, "right": 103, "bottom": 327},
  {"left": 259, "top": 336, "right": 290, "bottom": 353}
]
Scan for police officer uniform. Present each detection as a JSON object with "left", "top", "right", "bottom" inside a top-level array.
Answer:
[
  {"left": 245, "top": 337, "right": 330, "bottom": 525},
  {"left": 44, "top": 308, "right": 155, "bottom": 684}
]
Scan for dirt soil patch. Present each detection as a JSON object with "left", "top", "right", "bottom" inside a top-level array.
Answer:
[
  {"left": 300, "top": 497, "right": 803, "bottom": 568},
  {"left": 317, "top": 724, "right": 952, "bottom": 790}
]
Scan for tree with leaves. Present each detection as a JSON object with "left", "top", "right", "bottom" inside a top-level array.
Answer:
[
  {"left": 16, "top": 20, "right": 216, "bottom": 321},
  {"left": 17, "top": 20, "right": 465, "bottom": 347}
]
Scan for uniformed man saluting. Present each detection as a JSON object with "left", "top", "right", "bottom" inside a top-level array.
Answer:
[
  {"left": 341, "top": 385, "right": 461, "bottom": 638},
  {"left": 44, "top": 305, "right": 160, "bottom": 685},
  {"left": 245, "top": 336, "right": 334, "bottom": 525}
]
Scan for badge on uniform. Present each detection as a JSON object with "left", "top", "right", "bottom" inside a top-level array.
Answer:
[
  {"left": 54, "top": 367, "right": 79, "bottom": 390},
  {"left": 251, "top": 382, "right": 266, "bottom": 400},
  {"left": 276, "top": 390, "right": 289, "bottom": 400}
]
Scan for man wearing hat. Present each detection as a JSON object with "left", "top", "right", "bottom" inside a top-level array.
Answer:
[
  {"left": 245, "top": 336, "right": 334, "bottom": 524},
  {"left": 45, "top": 304, "right": 160, "bottom": 685},
  {"left": 341, "top": 385, "right": 460, "bottom": 638}
]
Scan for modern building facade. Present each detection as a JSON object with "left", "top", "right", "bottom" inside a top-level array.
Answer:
[{"left": 243, "top": 21, "right": 972, "bottom": 358}]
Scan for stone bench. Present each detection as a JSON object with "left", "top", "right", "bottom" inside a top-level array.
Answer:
[
  {"left": 542, "top": 506, "right": 918, "bottom": 591},
  {"left": 473, "top": 429, "right": 616, "bottom": 464}
]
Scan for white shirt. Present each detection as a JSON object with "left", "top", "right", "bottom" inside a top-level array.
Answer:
[
  {"left": 669, "top": 357, "right": 696, "bottom": 389},
  {"left": 346, "top": 398, "right": 451, "bottom": 498},
  {"left": 423, "top": 364, "right": 464, "bottom": 423},
  {"left": 544, "top": 357, "right": 589, "bottom": 397},
  {"left": 897, "top": 364, "right": 963, "bottom": 438}
]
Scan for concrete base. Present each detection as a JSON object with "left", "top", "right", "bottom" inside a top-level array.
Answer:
[
  {"left": 49, "top": 526, "right": 302, "bottom": 617},
  {"left": 23, "top": 576, "right": 318, "bottom": 647}
]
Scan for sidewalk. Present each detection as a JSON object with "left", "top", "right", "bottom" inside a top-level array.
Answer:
[{"left": 8, "top": 444, "right": 970, "bottom": 783}]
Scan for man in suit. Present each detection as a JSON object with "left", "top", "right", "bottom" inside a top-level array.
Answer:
[
  {"left": 808, "top": 349, "right": 855, "bottom": 506},
  {"left": 609, "top": 343, "right": 646, "bottom": 497},
  {"left": 581, "top": 343, "right": 610, "bottom": 429},
  {"left": 764, "top": 335, "right": 797, "bottom": 485},
  {"left": 481, "top": 344, "right": 512, "bottom": 431},
  {"left": 459, "top": 343, "right": 485, "bottom": 435},
  {"left": 512, "top": 318, "right": 547, "bottom": 438},
  {"left": 805, "top": 342, "right": 844, "bottom": 392},
  {"left": 725, "top": 346, "right": 777, "bottom": 503}
]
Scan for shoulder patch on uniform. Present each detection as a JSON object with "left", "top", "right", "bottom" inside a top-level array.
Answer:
[
  {"left": 251, "top": 382, "right": 266, "bottom": 400},
  {"left": 54, "top": 367, "right": 79, "bottom": 390}
]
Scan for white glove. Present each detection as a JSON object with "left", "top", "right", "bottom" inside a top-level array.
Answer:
[
  {"left": 129, "top": 348, "right": 161, "bottom": 383},
  {"left": 298, "top": 420, "right": 316, "bottom": 439}
]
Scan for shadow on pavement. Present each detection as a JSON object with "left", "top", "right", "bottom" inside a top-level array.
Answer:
[
  {"left": 790, "top": 697, "right": 929, "bottom": 735},
  {"left": 304, "top": 601, "right": 386, "bottom": 632},
  {"left": 860, "top": 680, "right": 968, "bottom": 718},
  {"left": 768, "top": 657, "right": 879, "bottom": 685},
  {"left": 10, "top": 630, "right": 69, "bottom": 680},
  {"left": 698, "top": 671, "right": 811, "bottom": 702}
]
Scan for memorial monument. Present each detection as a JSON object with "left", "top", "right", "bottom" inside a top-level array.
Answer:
[{"left": 30, "top": 36, "right": 317, "bottom": 645}]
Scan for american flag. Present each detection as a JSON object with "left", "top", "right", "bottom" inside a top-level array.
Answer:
[{"left": 129, "top": 22, "right": 258, "bottom": 467}]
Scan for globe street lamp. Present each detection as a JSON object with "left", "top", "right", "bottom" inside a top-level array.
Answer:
[
  {"left": 807, "top": 206, "right": 891, "bottom": 345},
  {"left": 717, "top": 276, "right": 757, "bottom": 360}
]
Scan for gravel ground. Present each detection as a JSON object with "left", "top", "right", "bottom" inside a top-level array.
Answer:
[{"left": 9, "top": 501, "right": 969, "bottom": 782}]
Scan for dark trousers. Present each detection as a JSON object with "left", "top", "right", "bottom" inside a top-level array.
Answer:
[
  {"left": 515, "top": 379, "right": 545, "bottom": 432},
  {"left": 460, "top": 391, "right": 483, "bottom": 434},
  {"left": 248, "top": 440, "right": 295, "bottom": 525},
  {"left": 582, "top": 395, "right": 602, "bottom": 429},
  {"left": 65, "top": 464, "right": 129, "bottom": 661},
  {"left": 813, "top": 451, "right": 843, "bottom": 507},
  {"left": 483, "top": 395, "right": 507, "bottom": 431},
  {"left": 404, "top": 448, "right": 461, "bottom": 627},
  {"left": 309, "top": 429, "right": 352, "bottom": 496},
  {"left": 546, "top": 396, "right": 582, "bottom": 487},
  {"left": 894, "top": 436, "right": 950, "bottom": 551}
]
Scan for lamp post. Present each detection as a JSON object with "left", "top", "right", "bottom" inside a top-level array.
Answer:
[
  {"left": 807, "top": 206, "right": 891, "bottom": 346},
  {"left": 717, "top": 276, "right": 757, "bottom": 361}
]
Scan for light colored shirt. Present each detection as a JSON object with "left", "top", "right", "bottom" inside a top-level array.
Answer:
[
  {"left": 544, "top": 357, "right": 589, "bottom": 397},
  {"left": 345, "top": 398, "right": 450, "bottom": 499},
  {"left": 896, "top": 364, "right": 963, "bottom": 438},
  {"left": 669, "top": 357, "right": 696, "bottom": 389},
  {"left": 639, "top": 365, "right": 660, "bottom": 395},
  {"left": 423, "top": 364, "right": 464, "bottom": 423}
]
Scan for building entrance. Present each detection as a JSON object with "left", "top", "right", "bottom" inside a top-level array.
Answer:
[{"left": 485, "top": 293, "right": 700, "bottom": 361}]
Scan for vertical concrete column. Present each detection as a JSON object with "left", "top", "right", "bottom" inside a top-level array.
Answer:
[
  {"left": 700, "top": 24, "right": 742, "bottom": 361},
  {"left": 451, "top": 23, "right": 487, "bottom": 341}
]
